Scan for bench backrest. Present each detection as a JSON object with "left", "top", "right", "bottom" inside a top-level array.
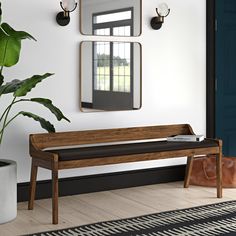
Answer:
[{"left": 30, "top": 124, "right": 194, "bottom": 150}]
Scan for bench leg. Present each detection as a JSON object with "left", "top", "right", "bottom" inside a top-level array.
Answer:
[
  {"left": 184, "top": 156, "right": 194, "bottom": 188},
  {"left": 216, "top": 152, "right": 223, "bottom": 198},
  {"left": 28, "top": 160, "right": 38, "bottom": 210},
  {"left": 52, "top": 169, "right": 59, "bottom": 224}
]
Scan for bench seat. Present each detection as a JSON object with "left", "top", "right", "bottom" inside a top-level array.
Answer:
[{"left": 49, "top": 140, "right": 219, "bottom": 161}]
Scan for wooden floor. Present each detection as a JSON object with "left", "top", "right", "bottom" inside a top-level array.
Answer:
[{"left": 1, "top": 181, "right": 236, "bottom": 235}]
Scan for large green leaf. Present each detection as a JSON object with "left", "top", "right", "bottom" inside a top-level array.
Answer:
[
  {"left": 0, "top": 34, "right": 20, "bottom": 67},
  {"left": 14, "top": 73, "right": 54, "bottom": 97},
  {"left": 0, "top": 73, "right": 53, "bottom": 97},
  {"left": 19, "top": 111, "right": 55, "bottom": 133},
  {"left": 0, "top": 22, "right": 35, "bottom": 67},
  {"left": 1, "top": 23, "right": 36, "bottom": 41},
  {"left": 0, "top": 79, "right": 22, "bottom": 96},
  {"left": 30, "top": 98, "right": 70, "bottom": 122}
]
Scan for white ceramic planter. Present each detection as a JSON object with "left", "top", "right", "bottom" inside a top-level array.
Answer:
[{"left": 0, "top": 159, "right": 17, "bottom": 224}]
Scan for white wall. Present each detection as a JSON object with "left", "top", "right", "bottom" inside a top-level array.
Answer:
[{"left": 0, "top": 0, "right": 206, "bottom": 183}]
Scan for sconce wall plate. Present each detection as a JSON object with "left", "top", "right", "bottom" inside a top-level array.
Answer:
[
  {"left": 150, "top": 17, "right": 163, "bottom": 30},
  {"left": 56, "top": 12, "right": 71, "bottom": 26}
]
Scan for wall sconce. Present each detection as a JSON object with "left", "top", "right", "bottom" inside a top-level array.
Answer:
[
  {"left": 56, "top": 0, "right": 78, "bottom": 26},
  {"left": 151, "top": 3, "right": 170, "bottom": 30}
]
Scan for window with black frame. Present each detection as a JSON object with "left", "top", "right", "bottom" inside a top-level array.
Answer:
[{"left": 92, "top": 8, "right": 134, "bottom": 110}]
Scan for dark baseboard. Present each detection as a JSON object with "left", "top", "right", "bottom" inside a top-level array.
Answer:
[
  {"left": 17, "top": 164, "right": 186, "bottom": 202},
  {"left": 81, "top": 102, "right": 93, "bottom": 108}
]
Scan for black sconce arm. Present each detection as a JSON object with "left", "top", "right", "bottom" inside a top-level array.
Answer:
[
  {"left": 60, "top": 1, "right": 78, "bottom": 13},
  {"left": 156, "top": 7, "right": 170, "bottom": 18}
]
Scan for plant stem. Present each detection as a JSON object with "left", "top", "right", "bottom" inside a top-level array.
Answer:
[
  {"left": 0, "top": 97, "right": 16, "bottom": 144},
  {"left": 0, "top": 113, "right": 20, "bottom": 134},
  {"left": 0, "top": 99, "right": 26, "bottom": 123}
]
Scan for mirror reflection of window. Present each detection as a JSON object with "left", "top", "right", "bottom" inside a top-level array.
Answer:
[
  {"left": 93, "top": 9, "right": 133, "bottom": 95},
  {"left": 94, "top": 42, "right": 131, "bottom": 93},
  {"left": 92, "top": 41, "right": 133, "bottom": 111},
  {"left": 80, "top": 41, "right": 141, "bottom": 112},
  {"left": 94, "top": 10, "right": 132, "bottom": 24},
  {"left": 80, "top": 0, "right": 141, "bottom": 36},
  {"left": 113, "top": 26, "right": 131, "bottom": 37},
  {"left": 93, "top": 8, "right": 133, "bottom": 36},
  {"left": 94, "top": 42, "right": 110, "bottom": 91},
  {"left": 94, "top": 28, "right": 110, "bottom": 36},
  {"left": 113, "top": 42, "right": 131, "bottom": 93}
]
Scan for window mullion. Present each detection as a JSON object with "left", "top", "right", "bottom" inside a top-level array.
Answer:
[{"left": 110, "top": 40, "right": 113, "bottom": 92}]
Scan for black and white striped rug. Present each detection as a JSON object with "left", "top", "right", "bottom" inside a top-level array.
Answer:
[{"left": 27, "top": 201, "right": 236, "bottom": 236}]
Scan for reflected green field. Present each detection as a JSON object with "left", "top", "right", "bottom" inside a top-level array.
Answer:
[{"left": 96, "top": 66, "right": 131, "bottom": 92}]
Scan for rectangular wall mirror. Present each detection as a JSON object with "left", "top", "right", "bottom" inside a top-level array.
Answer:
[
  {"left": 80, "top": 41, "right": 142, "bottom": 112},
  {"left": 80, "top": 0, "right": 142, "bottom": 36}
]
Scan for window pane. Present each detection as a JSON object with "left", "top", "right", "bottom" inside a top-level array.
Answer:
[
  {"left": 125, "top": 76, "right": 131, "bottom": 92},
  {"left": 95, "top": 28, "right": 110, "bottom": 36},
  {"left": 118, "top": 43, "right": 125, "bottom": 58},
  {"left": 113, "top": 26, "right": 131, "bottom": 36},
  {"left": 104, "top": 75, "right": 110, "bottom": 90},
  {"left": 118, "top": 76, "right": 125, "bottom": 91},
  {"left": 126, "top": 60, "right": 131, "bottom": 76},
  {"left": 94, "top": 42, "right": 110, "bottom": 91},
  {"left": 113, "top": 43, "right": 119, "bottom": 57},
  {"left": 94, "top": 11, "right": 132, "bottom": 24},
  {"left": 113, "top": 74, "right": 131, "bottom": 93},
  {"left": 113, "top": 76, "right": 119, "bottom": 91},
  {"left": 124, "top": 26, "right": 131, "bottom": 36},
  {"left": 113, "top": 27, "right": 119, "bottom": 36},
  {"left": 112, "top": 42, "right": 131, "bottom": 93}
]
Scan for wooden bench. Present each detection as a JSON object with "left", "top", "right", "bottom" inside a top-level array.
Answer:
[{"left": 28, "top": 124, "right": 223, "bottom": 224}]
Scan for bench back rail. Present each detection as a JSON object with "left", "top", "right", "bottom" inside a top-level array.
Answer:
[{"left": 30, "top": 124, "right": 194, "bottom": 150}]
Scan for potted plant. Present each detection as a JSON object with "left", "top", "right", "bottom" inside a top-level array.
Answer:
[{"left": 0, "top": 2, "right": 70, "bottom": 224}]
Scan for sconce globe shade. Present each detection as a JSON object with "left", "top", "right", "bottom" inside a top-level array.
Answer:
[
  {"left": 61, "top": 0, "right": 76, "bottom": 11},
  {"left": 157, "top": 3, "right": 170, "bottom": 17}
]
